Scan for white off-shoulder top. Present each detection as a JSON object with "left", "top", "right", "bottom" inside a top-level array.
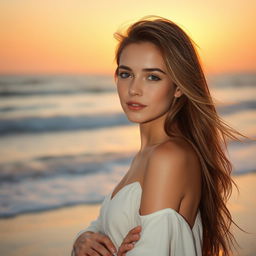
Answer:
[{"left": 74, "top": 181, "right": 203, "bottom": 255}]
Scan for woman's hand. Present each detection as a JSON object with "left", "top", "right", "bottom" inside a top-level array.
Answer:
[
  {"left": 117, "top": 226, "right": 141, "bottom": 256},
  {"left": 73, "top": 231, "right": 117, "bottom": 256}
]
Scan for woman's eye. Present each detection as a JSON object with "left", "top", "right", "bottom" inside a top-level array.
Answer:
[
  {"left": 118, "top": 72, "right": 131, "bottom": 79},
  {"left": 148, "top": 74, "right": 161, "bottom": 81}
]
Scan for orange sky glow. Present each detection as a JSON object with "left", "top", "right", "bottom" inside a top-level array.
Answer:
[{"left": 0, "top": 0, "right": 255, "bottom": 75}]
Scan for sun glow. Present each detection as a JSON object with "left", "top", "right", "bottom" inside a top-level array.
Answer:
[{"left": 0, "top": 0, "right": 255, "bottom": 75}]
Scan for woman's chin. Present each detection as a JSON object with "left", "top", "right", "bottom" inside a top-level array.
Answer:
[
  {"left": 125, "top": 114, "right": 145, "bottom": 123},
  {"left": 126, "top": 117, "right": 142, "bottom": 123}
]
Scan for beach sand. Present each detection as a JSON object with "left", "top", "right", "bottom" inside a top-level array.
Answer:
[{"left": 0, "top": 174, "right": 255, "bottom": 256}]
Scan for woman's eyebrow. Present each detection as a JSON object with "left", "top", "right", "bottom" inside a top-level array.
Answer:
[
  {"left": 118, "top": 65, "right": 166, "bottom": 75},
  {"left": 143, "top": 68, "right": 166, "bottom": 75}
]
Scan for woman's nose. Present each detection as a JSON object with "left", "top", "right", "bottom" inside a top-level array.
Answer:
[{"left": 129, "top": 76, "right": 142, "bottom": 96}]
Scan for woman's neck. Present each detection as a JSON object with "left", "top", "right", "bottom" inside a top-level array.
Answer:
[{"left": 138, "top": 113, "right": 181, "bottom": 152}]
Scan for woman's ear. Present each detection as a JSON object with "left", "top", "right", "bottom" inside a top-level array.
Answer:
[{"left": 174, "top": 86, "right": 183, "bottom": 98}]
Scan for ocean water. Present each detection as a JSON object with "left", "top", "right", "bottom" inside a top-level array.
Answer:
[{"left": 0, "top": 73, "right": 255, "bottom": 218}]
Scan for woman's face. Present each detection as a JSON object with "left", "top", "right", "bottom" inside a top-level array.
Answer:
[{"left": 115, "top": 41, "right": 181, "bottom": 124}]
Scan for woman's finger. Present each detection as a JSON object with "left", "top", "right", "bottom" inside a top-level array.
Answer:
[
  {"left": 124, "top": 234, "right": 140, "bottom": 244},
  {"left": 122, "top": 226, "right": 141, "bottom": 244},
  {"left": 117, "top": 226, "right": 142, "bottom": 255},
  {"left": 95, "top": 233, "right": 117, "bottom": 255},
  {"left": 91, "top": 240, "right": 114, "bottom": 256},
  {"left": 117, "top": 242, "right": 134, "bottom": 256},
  {"left": 130, "top": 226, "right": 142, "bottom": 234},
  {"left": 87, "top": 247, "right": 101, "bottom": 256}
]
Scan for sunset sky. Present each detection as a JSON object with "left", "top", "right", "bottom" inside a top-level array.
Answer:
[{"left": 0, "top": 0, "right": 255, "bottom": 75}]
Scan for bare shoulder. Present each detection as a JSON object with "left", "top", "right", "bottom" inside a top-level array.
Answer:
[
  {"left": 140, "top": 138, "right": 201, "bottom": 226},
  {"left": 146, "top": 138, "right": 201, "bottom": 183}
]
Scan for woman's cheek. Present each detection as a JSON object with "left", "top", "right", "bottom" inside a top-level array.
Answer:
[
  {"left": 117, "top": 85, "right": 125, "bottom": 100},
  {"left": 117, "top": 86, "right": 127, "bottom": 110},
  {"left": 151, "top": 89, "right": 172, "bottom": 111}
]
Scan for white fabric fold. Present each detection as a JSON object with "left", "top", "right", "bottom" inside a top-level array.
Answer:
[{"left": 126, "top": 208, "right": 202, "bottom": 256}]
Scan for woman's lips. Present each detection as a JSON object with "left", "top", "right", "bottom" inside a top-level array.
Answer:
[{"left": 126, "top": 102, "right": 147, "bottom": 111}]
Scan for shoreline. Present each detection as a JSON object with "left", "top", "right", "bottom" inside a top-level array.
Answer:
[{"left": 0, "top": 173, "right": 255, "bottom": 256}]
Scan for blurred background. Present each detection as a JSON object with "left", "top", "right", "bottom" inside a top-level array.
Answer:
[{"left": 0, "top": 0, "right": 255, "bottom": 255}]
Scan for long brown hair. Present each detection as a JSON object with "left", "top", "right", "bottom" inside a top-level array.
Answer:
[{"left": 114, "top": 15, "right": 250, "bottom": 255}]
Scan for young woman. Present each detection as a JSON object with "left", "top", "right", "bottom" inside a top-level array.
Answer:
[{"left": 72, "top": 16, "right": 247, "bottom": 256}]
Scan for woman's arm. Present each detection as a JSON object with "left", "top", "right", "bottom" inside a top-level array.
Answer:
[
  {"left": 72, "top": 201, "right": 118, "bottom": 255},
  {"left": 127, "top": 142, "right": 202, "bottom": 255},
  {"left": 139, "top": 143, "right": 201, "bottom": 225}
]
